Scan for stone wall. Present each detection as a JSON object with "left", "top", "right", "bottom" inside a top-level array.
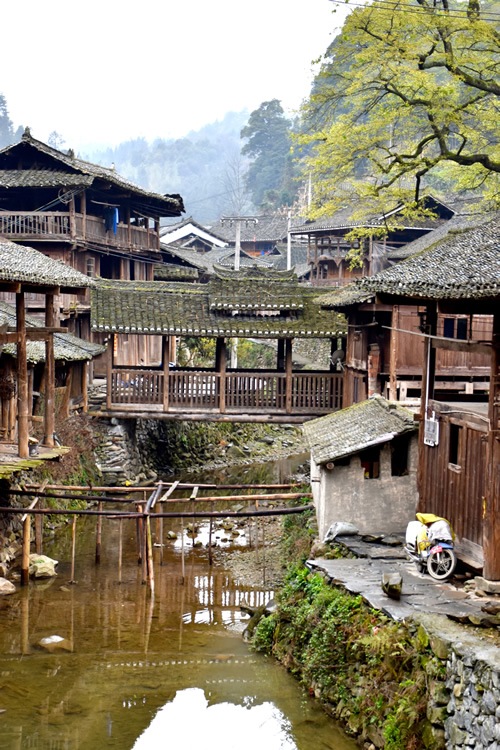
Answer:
[
  {"left": 415, "top": 613, "right": 500, "bottom": 750},
  {"left": 94, "top": 418, "right": 156, "bottom": 486}
]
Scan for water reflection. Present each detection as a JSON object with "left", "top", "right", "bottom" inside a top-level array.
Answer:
[
  {"left": 132, "top": 688, "right": 297, "bottom": 750},
  {"left": 0, "top": 483, "right": 355, "bottom": 750}
]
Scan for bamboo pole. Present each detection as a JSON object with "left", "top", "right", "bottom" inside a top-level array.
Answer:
[
  {"left": 0, "top": 504, "right": 313, "bottom": 519},
  {"left": 146, "top": 516, "right": 155, "bottom": 597}
]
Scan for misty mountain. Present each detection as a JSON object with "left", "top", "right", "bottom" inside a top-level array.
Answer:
[{"left": 82, "top": 110, "right": 253, "bottom": 225}]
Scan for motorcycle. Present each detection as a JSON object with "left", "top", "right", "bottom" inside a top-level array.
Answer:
[{"left": 404, "top": 514, "right": 457, "bottom": 581}]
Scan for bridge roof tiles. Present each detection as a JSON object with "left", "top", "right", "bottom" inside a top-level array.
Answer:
[
  {"left": 91, "top": 273, "right": 346, "bottom": 339},
  {"left": 303, "top": 396, "right": 416, "bottom": 465}
]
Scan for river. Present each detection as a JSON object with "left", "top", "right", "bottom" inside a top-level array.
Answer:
[{"left": 0, "top": 457, "right": 357, "bottom": 750}]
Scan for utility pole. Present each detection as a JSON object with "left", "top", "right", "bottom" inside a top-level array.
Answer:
[{"left": 220, "top": 216, "right": 259, "bottom": 271}]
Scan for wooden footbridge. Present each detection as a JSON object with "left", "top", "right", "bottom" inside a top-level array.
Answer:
[
  {"left": 90, "top": 271, "right": 346, "bottom": 423},
  {"left": 2, "top": 481, "right": 313, "bottom": 594}
]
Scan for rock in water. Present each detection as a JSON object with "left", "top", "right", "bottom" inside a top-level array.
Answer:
[
  {"left": 381, "top": 572, "right": 403, "bottom": 600},
  {"left": 0, "top": 577, "right": 16, "bottom": 595},
  {"left": 29, "top": 554, "right": 58, "bottom": 578}
]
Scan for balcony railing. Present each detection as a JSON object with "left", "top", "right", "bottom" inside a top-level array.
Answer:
[
  {"left": 109, "top": 368, "right": 343, "bottom": 416},
  {"left": 0, "top": 211, "right": 159, "bottom": 251}
]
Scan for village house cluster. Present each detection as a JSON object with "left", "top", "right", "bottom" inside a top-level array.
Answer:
[{"left": 0, "top": 130, "right": 498, "bottom": 580}]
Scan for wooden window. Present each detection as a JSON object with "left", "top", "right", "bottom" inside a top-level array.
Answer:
[{"left": 86, "top": 257, "right": 95, "bottom": 277}]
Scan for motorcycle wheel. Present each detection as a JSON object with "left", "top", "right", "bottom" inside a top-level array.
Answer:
[{"left": 427, "top": 548, "right": 457, "bottom": 580}]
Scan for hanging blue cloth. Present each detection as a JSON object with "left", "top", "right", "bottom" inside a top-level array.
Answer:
[{"left": 105, "top": 207, "right": 119, "bottom": 234}]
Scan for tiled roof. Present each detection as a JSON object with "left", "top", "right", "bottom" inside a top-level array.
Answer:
[
  {"left": 0, "top": 170, "right": 94, "bottom": 189},
  {"left": 0, "top": 240, "right": 94, "bottom": 289},
  {"left": 315, "top": 284, "right": 376, "bottom": 309},
  {"left": 154, "top": 263, "right": 199, "bottom": 281},
  {"left": 0, "top": 131, "right": 184, "bottom": 217},
  {"left": 303, "top": 396, "right": 417, "bottom": 465},
  {"left": 0, "top": 301, "right": 105, "bottom": 363},
  {"left": 91, "top": 273, "right": 347, "bottom": 338},
  {"left": 386, "top": 212, "right": 493, "bottom": 260},
  {"left": 216, "top": 214, "right": 291, "bottom": 243},
  {"left": 209, "top": 267, "right": 304, "bottom": 310},
  {"left": 354, "top": 213, "right": 500, "bottom": 301},
  {"left": 290, "top": 197, "right": 451, "bottom": 235}
]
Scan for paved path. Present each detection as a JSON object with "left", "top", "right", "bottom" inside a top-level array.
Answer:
[{"left": 307, "top": 536, "right": 498, "bottom": 625}]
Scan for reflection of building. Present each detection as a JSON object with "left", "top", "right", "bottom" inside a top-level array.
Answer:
[{"left": 304, "top": 397, "right": 418, "bottom": 539}]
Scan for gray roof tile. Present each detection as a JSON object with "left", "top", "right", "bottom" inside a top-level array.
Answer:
[
  {"left": 0, "top": 240, "right": 94, "bottom": 289},
  {"left": 303, "top": 397, "right": 417, "bottom": 464}
]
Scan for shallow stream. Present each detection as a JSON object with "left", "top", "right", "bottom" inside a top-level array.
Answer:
[{"left": 0, "top": 457, "right": 357, "bottom": 749}]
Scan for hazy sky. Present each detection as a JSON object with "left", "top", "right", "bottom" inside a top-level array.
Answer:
[{"left": 1, "top": 0, "right": 350, "bottom": 152}]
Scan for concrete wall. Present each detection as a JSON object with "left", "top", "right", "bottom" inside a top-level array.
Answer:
[{"left": 312, "top": 437, "right": 418, "bottom": 540}]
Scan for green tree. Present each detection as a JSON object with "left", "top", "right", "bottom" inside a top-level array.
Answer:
[
  {"left": 298, "top": 0, "right": 500, "bottom": 219},
  {"left": 241, "top": 99, "right": 298, "bottom": 209}
]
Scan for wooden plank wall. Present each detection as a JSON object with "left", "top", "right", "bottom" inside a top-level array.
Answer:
[{"left": 419, "top": 411, "right": 487, "bottom": 553}]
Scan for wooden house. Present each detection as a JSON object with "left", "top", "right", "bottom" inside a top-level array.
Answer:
[
  {"left": 90, "top": 267, "right": 346, "bottom": 422},
  {"left": 290, "top": 197, "right": 455, "bottom": 287},
  {"left": 303, "top": 397, "right": 418, "bottom": 539},
  {"left": 0, "top": 129, "right": 184, "bottom": 372},
  {"left": 0, "top": 300, "right": 104, "bottom": 441},
  {"left": 327, "top": 214, "right": 499, "bottom": 580},
  {"left": 0, "top": 239, "right": 93, "bottom": 458},
  {"left": 317, "top": 214, "right": 492, "bottom": 405}
]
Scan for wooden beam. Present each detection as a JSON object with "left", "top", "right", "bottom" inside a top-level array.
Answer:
[
  {"left": 43, "top": 293, "right": 55, "bottom": 447},
  {"left": 483, "top": 312, "right": 500, "bottom": 581},
  {"left": 162, "top": 335, "right": 170, "bottom": 412},
  {"left": 0, "top": 328, "right": 68, "bottom": 344},
  {"left": 285, "top": 339, "right": 293, "bottom": 414},
  {"left": 431, "top": 338, "right": 491, "bottom": 356},
  {"left": 16, "top": 292, "right": 29, "bottom": 459}
]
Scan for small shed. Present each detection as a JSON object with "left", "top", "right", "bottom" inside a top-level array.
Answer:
[{"left": 303, "top": 396, "right": 418, "bottom": 539}]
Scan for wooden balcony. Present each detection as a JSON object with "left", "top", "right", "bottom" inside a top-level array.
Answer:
[
  {"left": 0, "top": 211, "right": 159, "bottom": 252},
  {"left": 106, "top": 368, "right": 343, "bottom": 422}
]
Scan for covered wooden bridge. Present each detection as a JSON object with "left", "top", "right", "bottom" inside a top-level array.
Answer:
[{"left": 91, "top": 267, "right": 346, "bottom": 422}]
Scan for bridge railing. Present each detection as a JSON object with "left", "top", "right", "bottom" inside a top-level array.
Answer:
[{"left": 109, "top": 368, "right": 343, "bottom": 415}]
